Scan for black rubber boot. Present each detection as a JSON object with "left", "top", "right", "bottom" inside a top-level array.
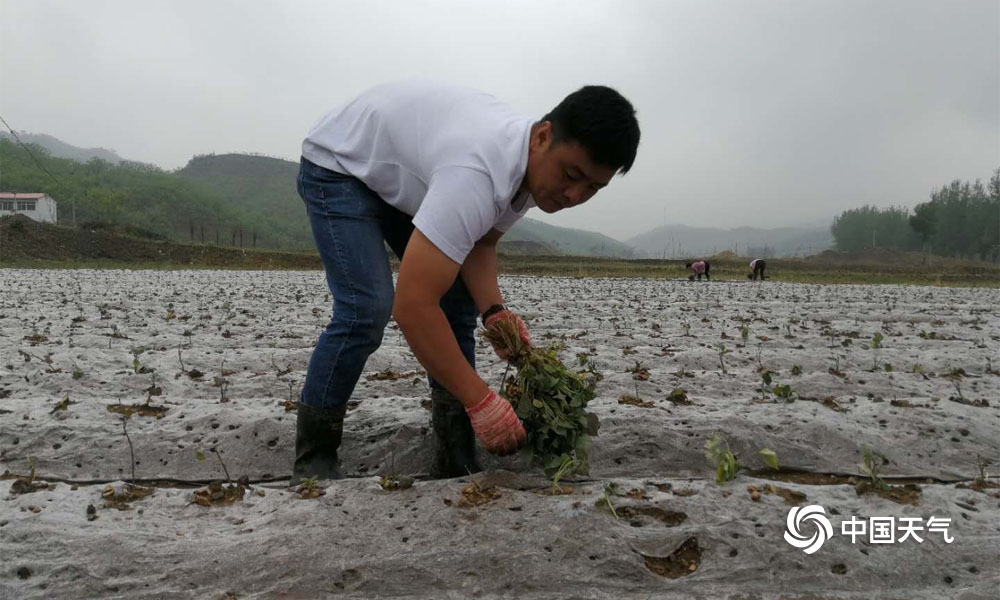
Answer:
[
  {"left": 291, "top": 402, "right": 348, "bottom": 485},
  {"left": 429, "top": 388, "right": 482, "bottom": 478}
]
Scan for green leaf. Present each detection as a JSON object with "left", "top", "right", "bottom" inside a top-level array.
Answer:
[
  {"left": 195, "top": 451, "right": 207, "bottom": 462},
  {"left": 758, "top": 448, "right": 779, "bottom": 470}
]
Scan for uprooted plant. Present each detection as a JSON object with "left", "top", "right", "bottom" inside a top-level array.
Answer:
[{"left": 482, "top": 317, "right": 600, "bottom": 479}]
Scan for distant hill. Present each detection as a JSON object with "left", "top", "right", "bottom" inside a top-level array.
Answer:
[
  {"left": 174, "top": 153, "right": 310, "bottom": 250},
  {"left": 505, "top": 217, "right": 635, "bottom": 258},
  {"left": 0, "top": 132, "right": 124, "bottom": 164},
  {"left": 496, "top": 239, "right": 560, "bottom": 256},
  {"left": 627, "top": 224, "right": 833, "bottom": 259}
]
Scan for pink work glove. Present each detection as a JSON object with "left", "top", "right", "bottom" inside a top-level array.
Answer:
[
  {"left": 466, "top": 390, "right": 526, "bottom": 456},
  {"left": 483, "top": 309, "right": 532, "bottom": 361}
]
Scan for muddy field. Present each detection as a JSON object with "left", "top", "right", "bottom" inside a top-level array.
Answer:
[{"left": 1, "top": 269, "right": 998, "bottom": 599}]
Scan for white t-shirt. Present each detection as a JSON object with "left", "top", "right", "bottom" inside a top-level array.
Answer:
[
  {"left": 302, "top": 80, "right": 535, "bottom": 264},
  {"left": 749, "top": 259, "right": 760, "bottom": 268}
]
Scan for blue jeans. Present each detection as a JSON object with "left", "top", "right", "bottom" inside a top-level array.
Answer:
[{"left": 296, "top": 157, "right": 478, "bottom": 409}]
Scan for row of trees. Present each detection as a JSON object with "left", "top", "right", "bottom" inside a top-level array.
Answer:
[{"left": 831, "top": 168, "right": 1000, "bottom": 261}]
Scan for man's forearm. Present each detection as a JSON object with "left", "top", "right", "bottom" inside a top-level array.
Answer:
[
  {"left": 460, "top": 240, "right": 504, "bottom": 313},
  {"left": 395, "top": 302, "right": 488, "bottom": 408}
]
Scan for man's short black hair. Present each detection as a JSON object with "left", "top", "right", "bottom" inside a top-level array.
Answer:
[
  {"left": 543, "top": 85, "right": 640, "bottom": 174},
  {"left": 685, "top": 262, "right": 692, "bottom": 268}
]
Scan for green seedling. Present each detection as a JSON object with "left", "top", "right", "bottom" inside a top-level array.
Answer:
[
  {"left": 130, "top": 346, "right": 145, "bottom": 374},
  {"left": 758, "top": 369, "right": 774, "bottom": 400},
  {"left": 870, "top": 332, "right": 884, "bottom": 349},
  {"left": 758, "top": 448, "right": 779, "bottom": 471},
  {"left": 790, "top": 365, "right": 803, "bottom": 376},
  {"left": 550, "top": 456, "right": 577, "bottom": 491},
  {"left": 705, "top": 433, "right": 739, "bottom": 484},
  {"left": 597, "top": 482, "right": 620, "bottom": 519},
  {"left": 772, "top": 383, "right": 797, "bottom": 401},
  {"left": 859, "top": 447, "right": 888, "bottom": 491}
]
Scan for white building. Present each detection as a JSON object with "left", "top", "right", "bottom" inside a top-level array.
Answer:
[{"left": 0, "top": 193, "right": 58, "bottom": 224}]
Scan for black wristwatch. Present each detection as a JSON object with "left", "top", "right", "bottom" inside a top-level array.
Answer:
[{"left": 481, "top": 303, "right": 507, "bottom": 324}]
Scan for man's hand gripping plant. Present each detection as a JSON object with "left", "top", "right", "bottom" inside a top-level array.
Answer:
[{"left": 482, "top": 314, "right": 600, "bottom": 478}]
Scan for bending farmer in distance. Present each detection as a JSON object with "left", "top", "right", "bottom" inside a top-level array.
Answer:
[
  {"left": 686, "top": 260, "right": 710, "bottom": 281},
  {"left": 293, "top": 80, "right": 641, "bottom": 482},
  {"left": 748, "top": 258, "right": 767, "bottom": 280}
]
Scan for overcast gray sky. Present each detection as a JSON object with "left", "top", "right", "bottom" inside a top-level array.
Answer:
[{"left": 2, "top": 0, "right": 997, "bottom": 240}]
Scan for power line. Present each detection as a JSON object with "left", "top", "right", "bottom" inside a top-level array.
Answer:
[
  {"left": 0, "top": 114, "right": 62, "bottom": 186},
  {"left": 0, "top": 114, "right": 76, "bottom": 226}
]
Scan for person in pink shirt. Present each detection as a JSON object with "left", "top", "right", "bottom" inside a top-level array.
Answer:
[{"left": 685, "top": 260, "right": 710, "bottom": 281}]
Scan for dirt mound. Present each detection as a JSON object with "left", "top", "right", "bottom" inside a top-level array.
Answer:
[{"left": 0, "top": 214, "right": 320, "bottom": 269}]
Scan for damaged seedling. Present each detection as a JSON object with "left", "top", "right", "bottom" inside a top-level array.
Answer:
[
  {"left": 858, "top": 446, "right": 888, "bottom": 491},
  {"left": 758, "top": 448, "right": 780, "bottom": 471},
  {"left": 102, "top": 481, "right": 154, "bottom": 510},
  {"left": 772, "top": 382, "right": 797, "bottom": 402},
  {"left": 145, "top": 372, "right": 162, "bottom": 402},
  {"left": 548, "top": 456, "right": 577, "bottom": 494},
  {"left": 628, "top": 361, "right": 651, "bottom": 381},
  {"left": 213, "top": 353, "right": 234, "bottom": 403},
  {"left": 120, "top": 409, "right": 137, "bottom": 483},
  {"left": 297, "top": 476, "right": 325, "bottom": 499},
  {"left": 271, "top": 356, "right": 293, "bottom": 377},
  {"left": 193, "top": 448, "right": 249, "bottom": 505},
  {"left": 378, "top": 444, "right": 414, "bottom": 492},
  {"left": 9, "top": 458, "right": 55, "bottom": 495},
  {"left": 195, "top": 447, "right": 231, "bottom": 482},
  {"left": 975, "top": 455, "right": 990, "bottom": 486},
  {"left": 130, "top": 346, "right": 151, "bottom": 374},
  {"left": 50, "top": 393, "right": 76, "bottom": 414},
  {"left": 829, "top": 355, "right": 846, "bottom": 377},
  {"left": 457, "top": 478, "right": 501, "bottom": 508},
  {"left": 177, "top": 342, "right": 204, "bottom": 379},
  {"left": 705, "top": 434, "right": 739, "bottom": 484},
  {"left": 715, "top": 343, "right": 731, "bottom": 375},
  {"left": 596, "top": 482, "right": 621, "bottom": 519}
]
